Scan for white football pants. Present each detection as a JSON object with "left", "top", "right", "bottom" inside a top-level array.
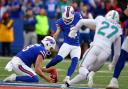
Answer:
[
  {"left": 5, "top": 56, "right": 37, "bottom": 76},
  {"left": 58, "top": 43, "right": 81, "bottom": 59},
  {"left": 80, "top": 45, "right": 111, "bottom": 71}
]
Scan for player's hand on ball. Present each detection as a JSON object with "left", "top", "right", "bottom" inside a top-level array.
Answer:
[
  {"left": 68, "top": 27, "right": 77, "bottom": 38},
  {"left": 47, "top": 67, "right": 58, "bottom": 83},
  {"left": 46, "top": 77, "right": 55, "bottom": 83}
]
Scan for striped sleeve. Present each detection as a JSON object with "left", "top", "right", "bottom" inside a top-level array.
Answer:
[{"left": 39, "top": 51, "right": 46, "bottom": 60}]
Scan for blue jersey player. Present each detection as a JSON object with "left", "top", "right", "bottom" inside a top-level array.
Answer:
[
  {"left": 46, "top": 6, "right": 81, "bottom": 82},
  {"left": 4, "top": 36, "right": 56, "bottom": 83},
  {"left": 106, "top": 23, "right": 128, "bottom": 89}
]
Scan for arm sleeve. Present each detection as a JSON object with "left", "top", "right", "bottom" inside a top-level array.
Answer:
[
  {"left": 75, "top": 19, "right": 96, "bottom": 31},
  {"left": 39, "top": 51, "right": 46, "bottom": 60},
  {"left": 111, "top": 36, "right": 121, "bottom": 66},
  {"left": 7, "top": 20, "right": 13, "bottom": 29},
  {"left": 55, "top": 19, "right": 62, "bottom": 30},
  {"left": 56, "top": 19, "right": 61, "bottom": 26}
]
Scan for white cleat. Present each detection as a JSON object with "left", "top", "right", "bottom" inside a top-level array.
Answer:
[
  {"left": 87, "top": 71, "right": 95, "bottom": 88},
  {"left": 63, "top": 76, "right": 70, "bottom": 83},
  {"left": 106, "top": 78, "right": 119, "bottom": 89},
  {"left": 4, "top": 73, "right": 16, "bottom": 82}
]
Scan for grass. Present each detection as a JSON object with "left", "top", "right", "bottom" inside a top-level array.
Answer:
[{"left": 0, "top": 56, "right": 128, "bottom": 89}]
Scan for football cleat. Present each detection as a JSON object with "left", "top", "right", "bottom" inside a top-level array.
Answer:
[
  {"left": 106, "top": 78, "right": 119, "bottom": 89},
  {"left": 63, "top": 76, "right": 70, "bottom": 83},
  {"left": 61, "top": 81, "right": 70, "bottom": 89},
  {"left": 4, "top": 73, "right": 16, "bottom": 82}
]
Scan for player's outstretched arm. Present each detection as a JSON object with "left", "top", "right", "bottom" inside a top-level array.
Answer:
[
  {"left": 109, "top": 36, "right": 121, "bottom": 70},
  {"left": 69, "top": 19, "right": 96, "bottom": 38},
  {"left": 53, "top": 25, "right": 61, "bottom": 40},
  {"left": 75, "top": 19, "right": 96, "bottom": 30},
  {"left": 35, "top": 54, "right": 55, "bottom": 83}
]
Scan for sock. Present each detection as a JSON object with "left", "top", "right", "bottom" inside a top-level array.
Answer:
[
  {"left": 46, "top": 55, "right": 63, "bottom": 68},
  {"left": 16, "top": 75, "right": 39, "bottom": 82},
  {"left": 69, "top": 67, "right": 89, "bottom": 85},
  {"left": 113, "top": 49, "right": 128, "bottom": 79},
  {"left": 69, "top": 74, "right": 85, "bottom": 85},
  {"left": 67, "top": 57, "right": 78, "bottom": 77}
]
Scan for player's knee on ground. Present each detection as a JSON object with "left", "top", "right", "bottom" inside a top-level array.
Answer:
[
  {"left": 32, "top": 75, "right": 39, "bottom": 82},
  {"left": 16, "top": 75, "right": 39, "bottom": 82},
  {"left": 79, "top": 67, "right": 89, "bottom": 80}
]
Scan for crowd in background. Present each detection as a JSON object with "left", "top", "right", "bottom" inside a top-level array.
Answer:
[{"left": 0, "top": 0, "right": 128, "bottom": 56}]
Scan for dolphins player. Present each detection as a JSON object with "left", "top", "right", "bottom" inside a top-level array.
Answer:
[
  {"left": 62, "top": 10, "right": 122, "bottom": 88},
  {"left": 46, "top": 6, "right": 81, "bottom": 82},
  {"left": 4, "top": 36, "right": 56, "bottom": 83}
]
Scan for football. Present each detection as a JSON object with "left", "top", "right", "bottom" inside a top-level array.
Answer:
[{"left": 49, "top": 68, "right": 58, "bottom": 83}]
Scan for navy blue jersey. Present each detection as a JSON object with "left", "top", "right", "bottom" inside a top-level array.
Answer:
[
  {"left": 16, "top": 44, "right": 46, "bottom": 67},
  {"left": 56, "top": 12, "right": 81, "bottom": 46}
]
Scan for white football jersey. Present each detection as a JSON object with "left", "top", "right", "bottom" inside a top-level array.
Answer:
[{"left": 91, "top": 16, "right": 122, "bottom": 51}]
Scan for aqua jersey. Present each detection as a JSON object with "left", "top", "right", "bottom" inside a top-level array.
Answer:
[
  {"left": 16, "top": 44, "right": 46, "bottom": 67},
  {"left": 56, "top": 12, "right": 81, "bottom": 46}
]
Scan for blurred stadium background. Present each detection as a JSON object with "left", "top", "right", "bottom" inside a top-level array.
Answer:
[{"left": 0, "top": 0, "right": 128, "bottom": 89}]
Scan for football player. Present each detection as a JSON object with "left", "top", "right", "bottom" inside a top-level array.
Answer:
[
  {"left": 106, "top": 36, "right": 128, "bottom": 89},
  {"left": 4, "top": 36, "right": 57, "bottom": 83},
  {"left": 46, "top": 6, "right": 81, "bottom": 82},
  {"left": 62, "top": 10, "right": 122, "bottom": 88}
]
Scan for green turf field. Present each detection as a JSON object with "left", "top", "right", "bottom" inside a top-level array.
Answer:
[{"left": 0, "top": 56, "right": 128, "bottom": 89}]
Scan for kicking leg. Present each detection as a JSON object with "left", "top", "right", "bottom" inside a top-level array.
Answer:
[
  {"left": 46, "top": 55, "right": 63, "bottom": 68},
  {"left": 46, "top": 43, "right": 71, "bottom": 68}
]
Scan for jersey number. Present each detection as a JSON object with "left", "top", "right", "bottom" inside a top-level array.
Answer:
[
  {"left": 97, "top": 21, "right": 118, "bottom": 38},
  {"left": 22, "top": 45, "right": 34, "bottom": 51}
]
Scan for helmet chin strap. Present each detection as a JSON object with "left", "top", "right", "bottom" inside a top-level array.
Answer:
[{"left": 63, "top": 17, "right": 74, "bottom": 25}]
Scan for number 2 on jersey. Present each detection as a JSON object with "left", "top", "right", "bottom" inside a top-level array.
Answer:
[{"left": 97, "top": 21, "right": 118, "bottom": 38}]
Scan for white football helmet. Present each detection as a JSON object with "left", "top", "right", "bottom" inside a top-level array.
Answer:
[
  {"left": 41, "top": 36, "right": 56, "bottom": 51},
  {"left": 105, "top": 10, "right": 119, "bottom": 23},
  {"left": 62, "top": 6, "right": 75, "bottom": 24}
]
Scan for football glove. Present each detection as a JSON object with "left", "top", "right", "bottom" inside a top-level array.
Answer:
[{"left": 68, "top": 27, "right": 77, "bottom": 38}]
